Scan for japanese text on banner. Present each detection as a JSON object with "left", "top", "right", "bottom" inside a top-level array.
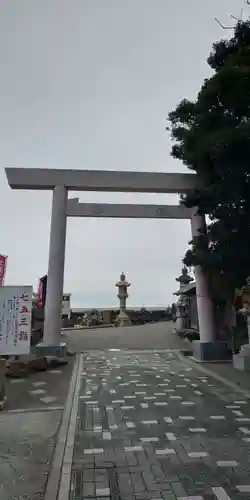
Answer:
[{"left": 18, "top": 292, "right": 30, "bottom": 343}]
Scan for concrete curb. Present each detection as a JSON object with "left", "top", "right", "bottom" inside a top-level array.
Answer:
[
  {"left": 43, "top": 353, "right": 82, "bottom": 500},
  {"left": 58, "top": 352, "right": 83, "bottom": 500},
  {"left": 4, "top": 405, "right": 64, "bottom": 414},
  {"left": 61, "top": 324, "right": 115, "bottom": 331},
  {"left": 177, "top": 352, "right": 250, "bottom": 400}
]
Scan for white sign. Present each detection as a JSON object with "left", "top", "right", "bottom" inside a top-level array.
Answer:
[
  {"left": 62, "top": 294, "right": 71, "bottom": 317},
  {"left": 0, "top": 285, "right": 32, "bottom": 356}
]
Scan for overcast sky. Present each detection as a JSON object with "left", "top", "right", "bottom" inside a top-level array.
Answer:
[{"left": 0, "top": 0, "right": 241, "bottom": 307}]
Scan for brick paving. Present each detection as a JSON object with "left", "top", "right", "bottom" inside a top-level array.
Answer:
[{"left": 70, "top": 349, "right": 250, "bottom": 500}]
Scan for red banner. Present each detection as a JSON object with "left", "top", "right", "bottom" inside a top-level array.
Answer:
[
  {"left": 0, "top": 255, "right": 7, "bottom": 286},
  {"left": 36, "top": 278, "right": 43, "bottom": 308}
]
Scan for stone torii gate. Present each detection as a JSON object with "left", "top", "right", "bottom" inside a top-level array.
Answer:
[{"left": 5, "top": 167, "right": 217, "bottom": 360}]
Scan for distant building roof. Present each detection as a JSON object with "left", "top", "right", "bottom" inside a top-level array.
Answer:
[{"left": 173, "top": 282, "right": 196, "bottom": 296}]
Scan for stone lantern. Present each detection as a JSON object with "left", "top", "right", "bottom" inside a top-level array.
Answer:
[
  {"left": 176, "top": 266, "right": 193, "bottom": 289},
  {"left": 175, "top": 267, "right": 193, "bottom": 332},
  {"left": 116, "top": 272, "right": 131, "bottom": 327}
]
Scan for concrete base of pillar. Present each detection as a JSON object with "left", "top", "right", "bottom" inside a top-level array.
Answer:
[
  {"left": 116, "top": 311, "right": 131, "bottom": 327},
  {"left": 35, "top": 342, "right": 67, "bottom": 358},
  {"left": 192, "top": 340, "right": 231, "bottom": 362},
  {"left": 233, "top": 344, "right": 250, "bottom": 371}
]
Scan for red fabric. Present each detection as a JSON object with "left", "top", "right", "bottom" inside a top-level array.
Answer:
[
  {"left": 36, "top": 279, "right": 43, "bottom": 308},
  {"left": 0, "top": 255, "right": 7, "bottom": 286}
]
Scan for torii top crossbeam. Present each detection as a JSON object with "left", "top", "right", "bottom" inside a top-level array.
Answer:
[{"left": 5, "top": 167, "right": 199, "bottom": 193}]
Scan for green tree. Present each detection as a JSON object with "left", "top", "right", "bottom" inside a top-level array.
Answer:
[{"left": 168, "top": 20, "right": 250, "bottom": 299}]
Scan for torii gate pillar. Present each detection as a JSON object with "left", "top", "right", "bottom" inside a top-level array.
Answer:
[
  {"left": 190, "top": 210, "right": 230, "bottom": 361},
  {"left": 37, "top": 185, "right": 68, "bottom": 358}
]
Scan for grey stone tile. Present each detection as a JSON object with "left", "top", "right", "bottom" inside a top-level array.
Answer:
[
  {"left": 29, "top": 389, "right": 47, "bottom": 395},
  {"left": 96, "top": 487, "right": 110, "bottom": 496},
  {"left": 236, "top": 485, "right": 250, "bottom": 492},
  {"left": 211, "top": 487, "right": 232, "bottom": 499},
  {"left": 40, "top": 396, "right": 57, "bottom": 404}
]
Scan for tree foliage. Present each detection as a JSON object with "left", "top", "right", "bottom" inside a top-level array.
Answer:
[{"left": 168, "top": 20, "right": 250, "bottom": 296}]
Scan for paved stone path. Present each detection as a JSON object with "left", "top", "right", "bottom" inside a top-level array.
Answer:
[
  {"left": 0, "top": 409, "right": 62, "bottom": 500},
  {"left": 65, "top": 322, "right": 187, "bottom": 351},
  {"left": 5, "top": 356, "right": 74, "bottom": 410},
  {"left": 67, "top": 349, "right": 250, "bottom": 500},
  {"left": 0, "top": 357, "right": 75, "bottom": 500}
]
